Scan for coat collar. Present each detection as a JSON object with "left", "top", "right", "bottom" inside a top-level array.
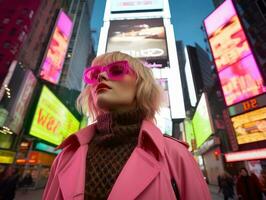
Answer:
[
  {"left": 56, "top": 120, "right": 165, "bottom": 199},
  {"left": 57, "top": 120, "right": 165, "bottom": 158}
]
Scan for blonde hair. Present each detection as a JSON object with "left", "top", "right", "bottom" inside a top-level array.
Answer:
[{"left": 76, "top": 51, "right": 163, "bottom": 121}]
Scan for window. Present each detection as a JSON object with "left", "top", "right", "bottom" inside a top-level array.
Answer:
[
  {"left": 3, "top": 41, "right": 10, "bottom": 48},
  {"left": 2, "top": 18, "right": 10, "bottom": 24},
  {"left": 9, "top": 28, "right": 17, "bottom": 36},
  {"left": 16, "top": 19, "right": 23, "bottom": 25}
]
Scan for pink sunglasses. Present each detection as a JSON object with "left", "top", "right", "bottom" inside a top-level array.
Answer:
[{"left": 83, "top": 60, "right": 135, "bottom": 85}]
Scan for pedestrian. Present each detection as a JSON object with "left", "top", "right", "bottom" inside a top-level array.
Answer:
[
  {"left": 260, "top": 169, "right": 266, "bottom": 196},
  {"left": 20, "top": 172, "right": 33, "bottom": 188},
  {"left": 217, "top": 172, "right": 235, "bottom": 200},
  {"left": 43, "top": 51, "right": 211, "bottom": 200},
  {"left": 236, "top": 167, "right": 263, "bottom": 200},
  {"left": 0, "top": 166, "right": 20, "bottom": 200}
]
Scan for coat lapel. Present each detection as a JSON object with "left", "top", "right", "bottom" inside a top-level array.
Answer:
[
  {"left": 108, "top": 147, "right": 161, "bottom": 200},
  {"left": 58, "top": 145, "right": 88, "bottom": 199},
  {"left": 57, "top": 124, "right": 96, "bottom": 199}
]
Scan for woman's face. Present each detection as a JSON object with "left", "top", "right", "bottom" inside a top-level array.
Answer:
[{"left": 91, "top": 62, "right": 137, "bottom": 112}]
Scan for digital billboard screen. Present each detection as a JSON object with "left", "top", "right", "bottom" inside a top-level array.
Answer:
[
  {"left": 29, "top": 86, "right": 80, "bottom": 145},
  {"left": 39, "top": 10, "right": 73, "bottom": 84},
  {"left": 204, "top": 0, "right": 266, "bottom": 106},
  {"left": 231, "top": 107, "right": 266, "bottom": 145},
  {"left": 110, "top": 0, "right": 163, "bottom": 12},
  {"left": 106, "top": 18, "right": 168, "bottom": 67},
  {"left": 192, "top": 93, "right": 213, "bottom": 148}
]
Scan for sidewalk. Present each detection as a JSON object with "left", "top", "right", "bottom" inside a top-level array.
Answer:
[
  {"left": 15, "top": 188, "right": 43, "bottom": 200},
  {"left": 208, "top": 184, "right": 223, "bottom": 200},
  {"left": 14, "top": 185, "right": 223, "bottom": 200}
]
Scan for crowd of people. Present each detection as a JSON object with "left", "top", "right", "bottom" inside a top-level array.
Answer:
[
  {"left": 217, "top": 167, "right": 266, "bottom": 200},
  {"left": 0, "top": 166, "right": 34, "bottom": 200}
]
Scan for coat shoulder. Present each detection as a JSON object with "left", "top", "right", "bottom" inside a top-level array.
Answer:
[{"left": 163, "top": 134, "right": 189, "bottom": 149}]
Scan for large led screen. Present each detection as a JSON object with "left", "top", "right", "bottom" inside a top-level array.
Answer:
[
  {"left": 231, "top": 107, "right": 266, "bottom": 144},
  {"left": 39, "top": 10, "right": 73, "bottom": 84},
  {"left": 204, "top": 0, "right": 266, "bottom": 106},
  {"left": 29, "top": 86, "right": 79, "bottom": 145},
  {"left": 111, "top": 0, "right": 163, "bottom": 12},
  {"left": 192, "top": 93, "right": 213, "bottom": 148},
  {"left": 106, "top": 18, "right": 168, "bottom": 67}
]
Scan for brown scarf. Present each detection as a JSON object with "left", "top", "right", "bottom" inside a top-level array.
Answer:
[{"left": 84, "top": 108, "right": 143, "bottom": 200}]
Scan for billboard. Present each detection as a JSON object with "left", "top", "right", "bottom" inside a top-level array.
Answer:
[
  {"left": 5, "top": 70, "right": 37, "bottom": 133},
  {"left": 204, "top": 0, "right": 266, "bottom": 106},
  {"left": 192, "top": 93, "right": 214, "bottom": 148},
  {"left": 39, "top": 10, "right": 73, "bottom": 84},
  {"left": 35, "top": 142, "right": 61, "bottom": 154},
  {"left": 110, "top": 0, "right": 163, "bottom": 13},
  {"left": 231, "top": 107, "right": 266, "bottom": 144},
  {"left": 184, "top": 119, "right": 195, "bottom": 151},
  {"left": 29, "top": 86, "right": 79, "bottom": 145},
  {"left": 106, "top": 18, "right": 168, "bottom": 67}
]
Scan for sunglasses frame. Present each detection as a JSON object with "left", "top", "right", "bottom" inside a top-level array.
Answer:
[{"left": 83, "top": 60, "right": 135, "bottom": 85}]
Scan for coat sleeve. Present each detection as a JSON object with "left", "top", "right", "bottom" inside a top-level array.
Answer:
[{"left": 164, "top": 138, "right": 211, "bottom": 200}]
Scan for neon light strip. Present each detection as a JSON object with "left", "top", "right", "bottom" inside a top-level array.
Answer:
[{"left": 225, "top": 148, "right": 266, "bottom": 162}]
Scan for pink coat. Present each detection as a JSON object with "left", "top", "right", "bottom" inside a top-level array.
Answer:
[{"left": 43, "top": 120, "right": 211, "bottom": 200}]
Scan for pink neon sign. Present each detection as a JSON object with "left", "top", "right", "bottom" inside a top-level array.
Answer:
[
  {"left": 204, "top": 0, "right": 266, "bottom": 106},
  {"left": 39, "top": 11, "right": 73, "bottom": 84}
]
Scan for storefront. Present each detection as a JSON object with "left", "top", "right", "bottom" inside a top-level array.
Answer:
[
  {"left": 196, "top": 136, "right": 224, "bottom": 185},
  {"left": 16, "top": 150, "right": 56, "bottom": 189}
]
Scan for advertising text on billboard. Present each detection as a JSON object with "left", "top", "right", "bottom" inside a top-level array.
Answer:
[
  {"left": 204, "top": 0, "right": 266, "bottom": 106},
  {"left": 29, "top": 86, "right": 79, "bottom": 145},
  {"left": 39, "top": 11, "right": 73, "bottom": 84},
  {"left": 106, "top": 18, "right": 168, "bottom": 67}
]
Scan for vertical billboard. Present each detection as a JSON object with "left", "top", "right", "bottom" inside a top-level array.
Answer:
[
  {"left": 204, "top": 0, "right": 266, "bottom": 106},
  {"left": 5, "top": 70, "right": 37, "bottom": 134},
  {"left": 29, "top": 86, "right": 80, "bottom": 145},
  {"left": 106, "top": 18, "right": 168, "bottom": 67},
  {"left": 39, "top": 10, "right": 73, "bottom": 84},
  {"left": 192, "top": 93, "right": 214, "bottom": 148},
  {"left": 231, "top": 107, "right": 266, "bottom": 145}
]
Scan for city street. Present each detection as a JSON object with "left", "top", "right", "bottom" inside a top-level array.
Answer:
[{"left": 14, "top": 185, "right": 224, "bottom": 200}]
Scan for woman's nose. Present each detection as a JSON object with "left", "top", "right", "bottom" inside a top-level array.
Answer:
[{"left": 97, "top": 71, "right": 108, "bottom": 82}]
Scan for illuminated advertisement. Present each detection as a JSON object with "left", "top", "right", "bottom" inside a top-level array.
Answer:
[
  {"left": 39, "top": 10, "right": 73, "bottom": 84},
  {"left": 5, "top": 70, "right": 37, "bottom": 133},
  {"left": 29, "top": 86, "right": 80, "bottom": 145},
  {"left": 231, "top": 107, "right": 266, "bottom": 144},
  {"left": 192, "top": 93, "right": 214, "bottom": 148},
  {"left": 35, "top": 142, "right": 61, "bottom": 154},
  {"left": 106, "top": 18, "right": 168, "bottom": 67},
  {"left": 225, "top": 148, "right": 266, "bottom": 162},
  {"left": 156, "top": 78, "right": 170, "bottom": 107},
  {"left": 204, "top": 0, "right": 266, "bottom": 106},
  {"left": 0, "top": 150, "right": 15, "bottom": 164},
  {"left": 111, "top": 0, "right": 163, "bottom": 12},
  {"left": 184, "top": 119, "right": 195, "bottom": 151}
]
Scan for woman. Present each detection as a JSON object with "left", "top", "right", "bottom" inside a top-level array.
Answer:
[
  {"left": 236, "top": 168, "right": 263, "bottom": 200},
  {"left": 43, "top": 52, "right": 211, "bottom": 200}
]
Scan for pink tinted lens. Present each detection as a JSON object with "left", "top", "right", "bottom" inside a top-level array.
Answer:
[
  {"left": 107, "top": 62, "right": 127, "bottom": 79},
  {"left": 83, "top": 66, "right": 102, "bottom": 84}
]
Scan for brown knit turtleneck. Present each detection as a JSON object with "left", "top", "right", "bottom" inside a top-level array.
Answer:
[{"left": 84, "top": 109, "right": 143, "bottom": 200}]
